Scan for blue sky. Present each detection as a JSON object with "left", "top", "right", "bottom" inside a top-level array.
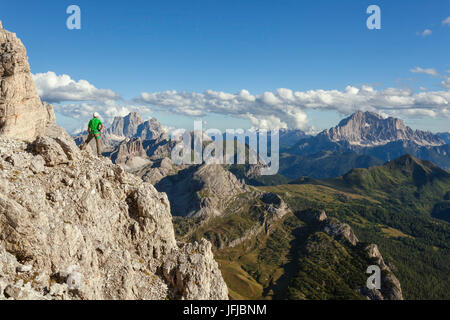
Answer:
[{"left": 1, "top": 0, "right": 449, "bottom": 133}]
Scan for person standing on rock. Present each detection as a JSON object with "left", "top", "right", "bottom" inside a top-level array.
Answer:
[{"left": 80, "top": 112, "right": 104, "bottom": 156}]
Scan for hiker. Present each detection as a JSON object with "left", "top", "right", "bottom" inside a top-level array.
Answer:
[{"left": 80, "top": 112, "right": 104, "bottom": 156}]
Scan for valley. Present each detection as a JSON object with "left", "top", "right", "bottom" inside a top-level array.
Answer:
[
  {"left": 74, "top": 109, "right": 450, "bottom": 300},
  {"left": 171, "top": 156, "right": 450, "bottom": 300}
]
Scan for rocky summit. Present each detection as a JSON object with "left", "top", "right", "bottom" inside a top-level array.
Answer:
[
  {"left": 108, "top": 112, "right": 167, "bottom": 142},
  {"left": 0, "top": 127, "right": 228, "bottom": 300},
  {"left": 324, "top": 111, "right": 444, "bottom": 147},
  {"left": 0, "top": 23, "right": 228, "bottom": 300}
]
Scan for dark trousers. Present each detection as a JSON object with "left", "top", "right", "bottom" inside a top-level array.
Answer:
[{"left": 80, "top": 133, "right": 101, "bottom": 156}]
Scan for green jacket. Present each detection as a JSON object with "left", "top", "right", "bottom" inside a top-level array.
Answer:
[{"left": 88, "top": 118, "right": 103, "bottom": 134}]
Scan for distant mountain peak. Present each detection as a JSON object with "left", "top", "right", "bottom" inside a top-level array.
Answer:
[
  {"left": 339, "top": 110, "right": 384, "bottom": 124},
  {"left": 324, "top": 111, "right": 443, "bottom": 147},
  {"left": 108, "top": 112, "right": 165, "bottom": 140}
]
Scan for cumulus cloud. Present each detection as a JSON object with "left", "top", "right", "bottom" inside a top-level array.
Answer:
[
  {"left": 53, "top": 100, "right": 152, "bottom": 125},
  {"left": 441, "top": 77, "right": 450, "bottom": 89},
  {"left": 32, "top": 72, "right": 139, "bottom": 132},
  {"left": 33, "top": 71, "right": 121, "bottom": 103},
  {"left": 410, "top": 67, "right": 439, "bottom": 76},
  {"left": 136, "top": 85, "right": 450, "bottom": 129},
  {"left": 417, "top": 29, "right": 432, "bottom": 37},
  {"left": 442, "top": 17, "right": 450, "bottom": 26},
  {"left": 33, "top": 71, "right": 450, "bottom": 132}
]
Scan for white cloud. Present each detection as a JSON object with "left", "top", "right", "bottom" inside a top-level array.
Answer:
[
  {"left": 441, "top": 77, "right": 450, "bottom": 89},
  {"left": 417, "top": 29, "right": 432, "bottom": 37},
  {"left": 33, "top": 71, "right": 121, "bottom": 103},
  {"left": 34, "top": 71, "right": 450, "bottom": 132},
  {"left": 389, "top": 108, "right": 438, "bottom": 119},
  {"left": 442, "top": 17, "right": 450, "bottom": 26},
  {"left": 53, "top": 100, "right": 152, "bottom": 125},
  {"left": 136, "top": 86, "right": 450, "bottom": 129},
  {"left": 410, "top": 67, "right": 439, "bottom": 76}
]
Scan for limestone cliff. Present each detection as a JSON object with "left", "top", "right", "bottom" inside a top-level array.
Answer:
[
  {"left": 0, "top": 126, "right": 228, "bottom": 300},
  {"left": 0, "top": 21, "right": 54, "bottom": 141}
]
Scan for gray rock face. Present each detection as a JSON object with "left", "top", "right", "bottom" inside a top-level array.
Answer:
[
  {"left": 155, "top": 164, "right": 249, "bottom": 219},
  {"left": 108, "top": 112, "right": 144, "bottom": 138},
  {"left": 0, "top": 22, "right": 54, "bottom": 141},
  {"left": 162, "top": 239, "right": 228, "bottom": 299},
  {"left": 323, "top": 217, "right": 359, "bottom": 246},
  {"left": 136, "top": 117, "right": 167, "bottom": 141},
  {"left": 110, "top": 137, "right": 152, "bottom": 170},
  {"left": 227, "top": 192, "right": 290, "bottom": 248},
  {"left": 136, "top": 157, "right": 187, "bottom": 185},
  {"left": 108, "top": 112, "right": 166, "bottom": 142},
  {"left": 0, "top": 130, "right": 228, "bottom": 300},
  {"left": 324, "top": 111, "right": 443, "bottom": 147}
]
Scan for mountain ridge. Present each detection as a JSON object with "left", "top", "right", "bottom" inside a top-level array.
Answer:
[{"left": 323, "top": 111, "right": 444, "bottom": 147}]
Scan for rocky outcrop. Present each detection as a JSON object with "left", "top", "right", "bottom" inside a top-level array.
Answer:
[
  {"left": 298, "top": 209, "right": 402, "bottom": 300},
  {"left": 323, "top": 217, "right": 359, "bottom": 246},
  {"left": 0, "top": 22, "right": 54, "bottom": 141},
  {"left": 228, "top": 192, "right": 290, "bottom": 248},
  {"left": 0, "top": 129, "right": 228, "bottom": 300},
  {"left": 297, "top": 208, "right": 328, "bottom": 223},
  {"left": 137, "top": 157, "right": 187, "bottom": 185},
  {"left": 155, "top": 164, "right": 250, "bottom": 219},
  {"left": 323, "top": 218, "right": 402, "bottom": 300},
  {"left": 298, "top": 209, "right": 358, "bottom": 246},
  {"left": 162, "top": 239, "right": 228, "bottom": 299},
  {"left": 363, "top": 244, "right": 403, "bottom": 300},
  {"left": 110, "top": 137, "right": 152, "bottom": 170}
]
